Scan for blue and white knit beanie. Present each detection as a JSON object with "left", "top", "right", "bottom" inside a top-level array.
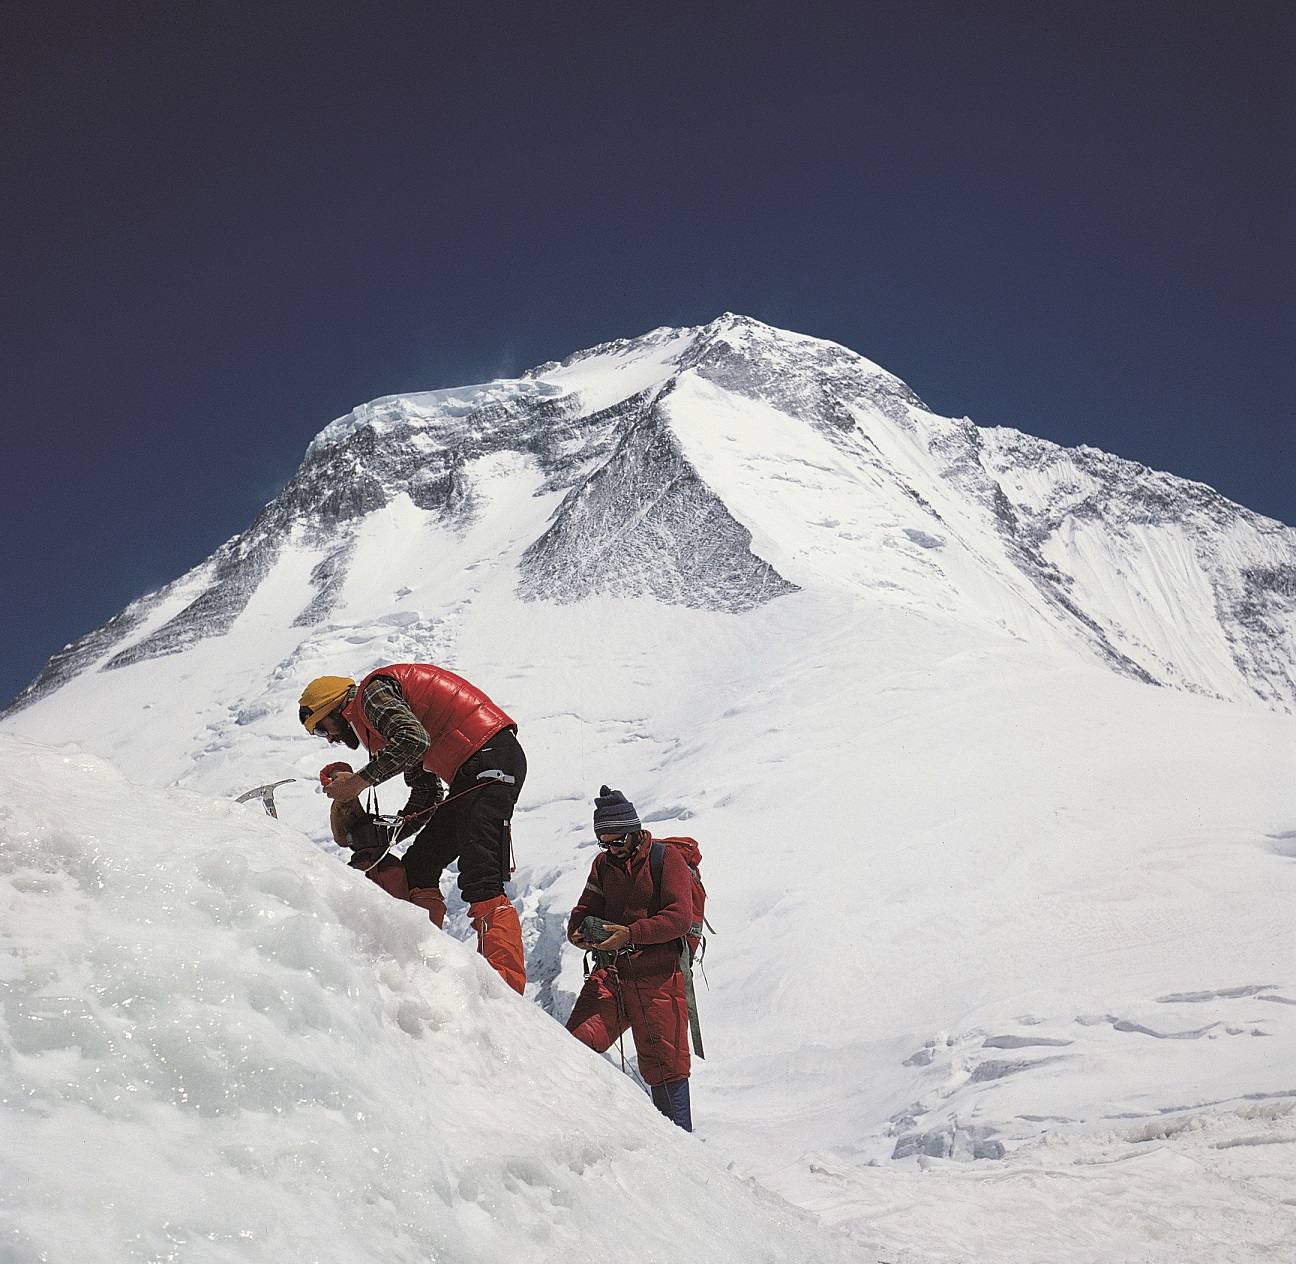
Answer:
[{"left": 593, "top": 785, "right": 641, "bottom": 838}]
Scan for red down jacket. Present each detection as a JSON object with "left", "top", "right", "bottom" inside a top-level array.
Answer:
[{"left": 567, "top": 830, "right": 693, "bottom": 979}]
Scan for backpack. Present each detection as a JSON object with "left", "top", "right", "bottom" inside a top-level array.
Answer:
[
  {"left": 648, "top": 836, "right": 713, "bottom": 1060},
  {"left": 647, "top": 836, "right": 711, "bottom": 963}
]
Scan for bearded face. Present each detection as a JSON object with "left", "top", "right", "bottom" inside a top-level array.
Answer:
[
  {"left": 332, "top": 717, "right": 360, "bottom": 749},
  {"left": 317, "top": 711, "right": 361, "bottom": 749}
]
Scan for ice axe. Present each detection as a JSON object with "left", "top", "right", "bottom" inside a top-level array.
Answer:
[{"left": 235, "top": 778, "right": 296, "bottom": 818}]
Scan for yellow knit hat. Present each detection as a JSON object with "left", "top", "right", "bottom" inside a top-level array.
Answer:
[{"left": 298, "top": 676, "right": 355, "bottom": 732}]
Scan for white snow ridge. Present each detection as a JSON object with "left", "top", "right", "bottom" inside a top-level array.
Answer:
[{"left": 3, "top": 314, "right": 1294, "bottom": 1263}]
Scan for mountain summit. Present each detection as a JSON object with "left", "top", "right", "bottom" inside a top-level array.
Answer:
[{"left": 7, "top": 313, "right": 1294, "bottom": 716}]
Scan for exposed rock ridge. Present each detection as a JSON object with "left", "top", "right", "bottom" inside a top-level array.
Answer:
[
  {"left": 678, "top": 313, "right": 928, "bottom": 425},
  {"left": 96, "top": 389, "right": 588, "bottom": 673},
  {"left": 919, "top": 421, "right": 1163, "bottom": 685},
  {"left": 979, "top": 428, "right": 1296, "bottom": 707},
  {"left": 517, "top": 381, "right": 799, "bottom": 610}
]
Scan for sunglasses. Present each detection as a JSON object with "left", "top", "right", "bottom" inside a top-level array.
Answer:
[
  {"left": 597, "top": 832, "right": 635, "bottom": 848},
  {"left": 302, "top": 707, "right": 344, "bottom": 739}
]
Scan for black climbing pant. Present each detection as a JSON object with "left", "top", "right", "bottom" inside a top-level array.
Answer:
[{"left": 402, "top": 728, "right": 527, "bottom": 905}]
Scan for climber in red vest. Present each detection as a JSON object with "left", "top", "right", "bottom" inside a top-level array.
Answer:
[{"left": 297, "top": 664, "right": 527, "bottom": 994}]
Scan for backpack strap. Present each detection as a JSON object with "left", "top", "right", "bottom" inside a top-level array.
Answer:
[{"left": 647, "top": 840, "right": 705, "bottom": 1059}]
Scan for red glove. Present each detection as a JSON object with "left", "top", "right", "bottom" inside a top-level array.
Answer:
[{"left": 320, "top": 761, "right": 354, "bottom": 787}]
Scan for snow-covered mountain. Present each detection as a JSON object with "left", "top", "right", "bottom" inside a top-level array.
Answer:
[
  {"left": 8, "top": 313, "right": 1295, "bottom": 718},
  {"left": 4, "top": 315, "right": 1294, "bottom": 1262}
]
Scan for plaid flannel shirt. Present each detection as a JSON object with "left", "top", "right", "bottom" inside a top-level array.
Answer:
[{"left": 353, "top": 677, "right": 443, "bottom": 824}]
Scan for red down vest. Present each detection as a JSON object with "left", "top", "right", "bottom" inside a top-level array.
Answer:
[{"left": 343, "top": 663, "right": 515, "bottom": 781}]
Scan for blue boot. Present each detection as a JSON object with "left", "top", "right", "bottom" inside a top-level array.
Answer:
[{"left": 650, "top": 1078, "right": 692, "bottom": 1132}]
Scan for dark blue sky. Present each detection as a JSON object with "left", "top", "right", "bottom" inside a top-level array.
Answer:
[{"left": 3, "top": 2, "right": 1291, "bottom": 708}]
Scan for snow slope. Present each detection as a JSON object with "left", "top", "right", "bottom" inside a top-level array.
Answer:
[{"left": 0, "top": 733, "right": 867, "bottom": 1264}]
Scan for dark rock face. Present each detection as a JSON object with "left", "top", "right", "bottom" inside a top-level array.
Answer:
[
  {"left": 107, "top": 533, "right": 282, "bottom": 669},
  {"left": 89, "top": 388, "right": 592, "bottom": 677},
  {"left": 292, "top": 540, "right": 356, "bottom": 628},
  {"left": 976, "top": 431, "right": 1296, "bottom": 707},
  {"left": 517, "top": 388, "right": 798, "bottom": 611},
  {"left": 676, "top": 315, "right": 927, "bottom": 433},
  {"left": 1224, "top": 564, "right": 1296, "bottom": 706}
]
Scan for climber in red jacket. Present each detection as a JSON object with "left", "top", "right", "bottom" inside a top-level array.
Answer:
[
  {"left": 298, "top": 664, "right": 527, "bottom": 994},
  {"left": 566, "top": 786, "right": 694, "bottom": 1130}
]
